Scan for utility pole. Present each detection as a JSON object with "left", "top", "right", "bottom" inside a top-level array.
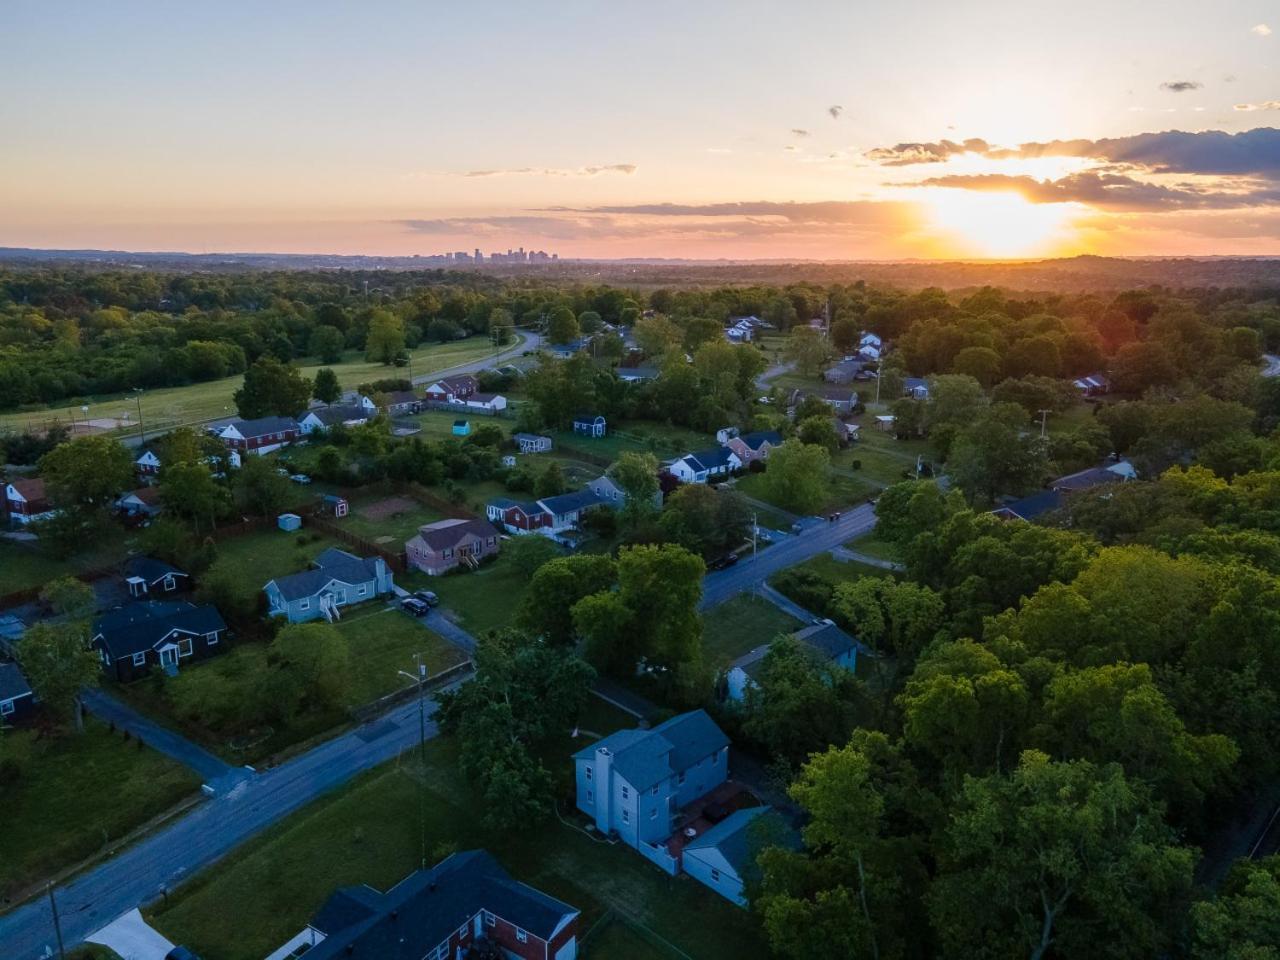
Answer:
[
  {"left": 1037, "top": 408, "right": 1050, "bottom": 439},
  {"left": 133, "top": 389, "right": 145, "bottom": 445},
  {"left": 47, "top": 883, "right": 66, "bottom": 960},
  {"left": 399, "top": 654, "right": 429, "bottom": 869}
]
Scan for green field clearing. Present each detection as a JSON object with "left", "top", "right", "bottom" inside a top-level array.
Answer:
[
  {"left": 0, "top": 718, "right": 201, "bottom": 901},
  {"left": 734, "top": 469, "right": 876, "bottom": 516},
  {"left": 337, "top": 494, "right": 445, "bottom": 546},
  {"left": 549, "top": 420, "right": 714, "bottom": 463},
  {"left": 788, "top": 551, "right": 896, "bottom": 585},
  {"left": 0, "top": 336, "right": 505, "bottom": 435},
  {"left": 843, "top": 534, "right": 902, "bottom": 563},
  {"left": 702, "top": 594, "right": 801, "bottom": 666},
  {"left": 0, "top": 527, "right": 142, "bottom": 595},
  {"left": 149, "top": 720, "right": 764, "bottom": 960},
  {"left": 204, "top": 526, "right": 343, "bottom": 591}
]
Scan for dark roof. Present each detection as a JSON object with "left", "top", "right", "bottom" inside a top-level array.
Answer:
[
  {"left": 1051, "top": 464, "right": 1129, "bottom": 491},
  {"left": 818, "top": 387, "right": 856, "bottom": 401},
  {"left": 573, "top": 709, "right": 730, "bottom": 792},
  {"left": 738, "top": 430, "right": 782, "bottom": 450},
  {"left": 266, "top": 549, "right": 384, "bottom": 601},
  {"left": 792, "top": 621, "right": 857, "bottom": 660},
  {"left": 539, "top": 489, "right": 607, "bottom": 514},
  {"left": 410, "top": 518, "right": 500, "bottom": 552},
  {"left": 903, "top": 377, "right": 929, "bottom": 391},
  {"left": 228, "top": 416, "right": 298, "bottom": 438},
  {"left": 7, "top": 478, "right": 46, "bottom": 501},
  {"left": 0, "top": 662, "right": 33, "bottom": 703},
  {"left": 92, "top": 601, "right": 227, "bottom": 659},
  {"left": 573, "top": 413, "right": 605, "bottom": 423},
  {"left": 684, "top": 807, "right": 796, "bottom": 876},
  {"left": 428, "top": 374, "right": 477, "bottom": 391},
  {"left": 469, "top": 392, "right": 502, "bottom": 403},
  {"left": 386, "top": 390, "right": 418, "bottom": 405},
  {"left": 305, "top": 850, "right": 577, "bottom": 960},
  {"left": 124, "top": 556, "right": 188, "bottom": 585},
  {"left": 684, "top": 447, "right": 737, "bottom": 472},
  {"left": 307, "top": 405, "right": 367, "bottom": 426},
  {"left": 993, "top": 489, "right": 1062, "bottom": 522}
]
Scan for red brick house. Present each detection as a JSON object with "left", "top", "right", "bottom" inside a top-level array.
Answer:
[
  {"left": 216, "top": 416, "right": 300, "bottom": 455},
  {"left": 4, "top": 478, "right": 55, "bottom": 526},
  {"left": 424, "top": 374, "right": 479, "bottom": 402},
  {"left": 486, "top": 497, "right": 555, "bottom": 534},
  {"left": 284, "top": 850, "right": 579, "bottom": 960},
  {"left": 405, "top": 517, "right": 501, "bottom": 575}
]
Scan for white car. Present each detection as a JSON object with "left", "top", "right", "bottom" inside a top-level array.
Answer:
[{"left": 289, "top": 474, "right": 312, "bottom": 485}]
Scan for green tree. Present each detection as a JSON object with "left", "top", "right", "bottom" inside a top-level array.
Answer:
[
  {"left": 873, "top": 479, "right": 965, "bottom": 547},
  {"left": 16, "top": 621, "right": 99, "bottom": 733},
  {"left": 952, "top": 345, "right": 1002, "bottom": 386},
  {"left": 234, "top": 454, "right": 291, "bottom": 518},
  {"left": 786, "top": 327, "right": 831, "bottom": 378},
  {"left": 365, "top": 309, "right": 406, "bottom": 364},
  {"left": 547, "top": 306, "right": 580, "bottom": 345},
  {"left": 682, "top": 316, "right": 724, "bottom": 352},
  {"left": 797, "top": 415, "right": 839, "bottom": 452},
  {"left": 763, "top": 439, "right": 830, "bottom": 514},
  {"left": 308, "top": 325, "right": 345, "bottom": 364},
  {"left": 272, "top": 622, "right": 351, "bottom": 710},
  {"left": 930, "top": 752, "right": 1194, "bottom": 960},
  {"left": 534, "top": 462, "right": 566, "bottom": 498},
  {"left": 39, "top": 576, "right": 96, "bottom": 619},
  {"left": 505, "top": 535, "right": 562, "bottom": 577},
  {"left": 233, "top": 356, "right": 312, "bottom": 418},
  {"left": 1189, "top": 856, "right": 1280, "bottom": 960},
  {"left": 312, "top": 367, "right": 342, "bottom": 404},
  {"left": 608, "top": 450, "right": 661, "bottom": 529},
  {"left": 39, "top": 435, "right": 134, "bottom": 512},
  {"left": 660, "top": 484, "right": 750, "bottom": 559},
  {"left": 159, "top": 462, "right": 229, "bottom": 533},
  {"left": 519, "top": 554, "right": 618, "bottom": 644},
  {"left": 633, "top": 315, "right": 681, "bottom": 357},
  {"left": 948, "top": 403, "right": 1047, "bottom": 505}
]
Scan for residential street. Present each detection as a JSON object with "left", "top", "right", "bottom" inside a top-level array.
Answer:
[
  {"left": 0, "top": 694, "right": 448, "bottom": 960},
  {"left": 699, "top": 503, "right": 877, "bottom": 609}
]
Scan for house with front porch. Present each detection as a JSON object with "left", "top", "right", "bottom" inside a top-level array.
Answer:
[
  {"left": 216, "top": 416, "right": 300, "bottom": 455},
  {"left": 135, "top": 449, "right": 161, "bottom": 477},
  {"left": 280, "top": 850, "right": 579, "bottom": 960},
  {"left": 91, "top": 600, "right": 227, "bottom": 681},
  {"left": 122, "top": 556, "right": 190, "bottom": 598},
  {"left": 264, "top": 548, "right": 395, "bottom": 623},
  {"left": 405, "top": 518, "right": 501, "bottom": 575}
]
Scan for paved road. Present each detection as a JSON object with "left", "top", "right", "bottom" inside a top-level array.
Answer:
[
  {"left": 81, "top": 689, "right": 248, "bottom": 793},
  {"left": 830, "top": 545, "right": 906, "bottom": 572},
  {"left": 700, "top": 504, "right": 877, "bottom": 610},
  {"left": 758, "top": 582, "right": 821, "bottom": 623},
  {"left": 1264, "top": 354, "right": 1280, "bottom": 379},
  {"left": 0, "top": 694, "right": 449, "bottom": 960}
]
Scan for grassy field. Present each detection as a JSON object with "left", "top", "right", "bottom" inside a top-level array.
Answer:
[
  {"left": 149, "top": 719, "right": 765, "bottom": 960},
  {"left": 843, "top": 534, "right": 902, "bottom": 563},
  {"left": 116, "top": 602, "right": 463, "bottom": 763},
  {"left": 0, "top": 718, "right": 201, "bottom": 901},
  {"left": 0, "top": 527, "right": 142, "bottom": 595},
  {"left": 549, "top": 420, "right": 714, "bottom": 463},
  {"left": 337, "top": 493, "right": 445, "bottom": 546},
  {"left": 735, "top": 469, "right": 876, "bottom": 517},
  {"left": 787, "top": 551, "right": 896, "bottom": 585},
  {"left": 702, "top": 594, "right": 801, "bottom": 666},
  {"left": 204, "top": 527, "right": 342, "bottom": 592},
  {"left": 404, "top": 552, "right": 530, "bottom": 638},
  {"left": 0, "top": 336, "right": 505, "bottom": 435}
]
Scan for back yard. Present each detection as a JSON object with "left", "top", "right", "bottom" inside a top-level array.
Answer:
[
  {"left": 0, "top": 718, "right": 201, "bottom": 902},
  {"left": 114, "top": 602, "right": 465, "bottom": 764},
  {"left": 0, "top": 527, "right": 140, "bottom": 596},
  {"left": 148, "top": 707, "right": 766, "bottom": 960},
  {"left": 403, "top": 551, "right": 529, "bottom": 638},
  {"left": 702, "top": 594, "right": 801, "bottom": 666}
]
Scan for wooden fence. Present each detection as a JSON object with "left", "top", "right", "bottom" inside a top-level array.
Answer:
[{"left": 304, "top": 511, "right": 408, "bottom": 574}]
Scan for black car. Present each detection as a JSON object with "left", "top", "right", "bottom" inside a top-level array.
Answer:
[
  {"left": 413, "top": 590, "right": 440, "bottom": 607},
  {"left": 400, "top": 597, "right": 430, "bottom": 617},
  {"left": 708, "top": 552, "right": 740, "bottom": 571}
]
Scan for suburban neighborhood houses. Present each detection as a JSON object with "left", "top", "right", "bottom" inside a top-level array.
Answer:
[{"left": 264, "top": 548, "right": 396, "bottom": 622}]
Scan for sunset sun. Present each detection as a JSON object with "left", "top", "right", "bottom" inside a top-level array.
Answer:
[{"left": 924, "top": 189, "right": 1081, "bottom": 258}]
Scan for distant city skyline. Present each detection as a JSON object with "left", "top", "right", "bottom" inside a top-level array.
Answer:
[{"left": 3, "top": 1, "right": 1279, "bottom": 260}]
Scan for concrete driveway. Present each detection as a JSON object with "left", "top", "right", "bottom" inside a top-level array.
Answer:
[{"left": 86, "top": 908, "right": 174, "bottom": 960}]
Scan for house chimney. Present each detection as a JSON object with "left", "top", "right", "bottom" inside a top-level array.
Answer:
[{"left": 593, "top": 746, "right": 613, "bottom": 834}]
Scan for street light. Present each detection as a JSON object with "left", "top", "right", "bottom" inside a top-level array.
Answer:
[
  {"left": 397, "top": 653, "right": 429, "bottom": 869},
  {"left": 132, "top": 388, "right": 145, "bottom": 444}
]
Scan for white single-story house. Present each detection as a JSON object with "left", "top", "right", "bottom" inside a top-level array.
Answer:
[
  {"left": 298, "top": 405, "right": 371, "bottom": 434},
  {"left": 668, "top": 447, "right": 742, "bottom": 485},
  {"left": 464, "top": 392, "right": 507, "bottom": 412}
]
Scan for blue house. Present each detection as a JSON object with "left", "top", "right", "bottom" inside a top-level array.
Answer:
[
  {"left": 683, "top": 806, "right": 795, "bottom": 907},
  {"left": 265, "top": 548, "right": 396, "bottom": 623},
  {"left": 573, "top": 709, "right": 730, "bottom": 875},
  {"left": 724, "top": 620, "right": 862, "bottom": 702},
  {"left": 0, "top": 662, "right": 36, "bottom": 725}
]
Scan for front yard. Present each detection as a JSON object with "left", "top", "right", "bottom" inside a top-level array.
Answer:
[
  {"left": 0, "top": 718, "right": 201, "bottom": 902},
  {"left": 114, "top": 603, "right": 465, "bottom": 763},
  {"left": 149, "top": 718, "right": 766, "bottom": 960},
  {"left": 404, "top": 551, "right": 529, "bottom": 638},
  {"left": 702, "top": 594, "right": 801, "bottom": 666}
]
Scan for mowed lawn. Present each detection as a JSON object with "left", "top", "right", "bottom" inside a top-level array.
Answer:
[
  {"left": 116, "top": 603, "right": 464, "bottom": 763},
  {"left": 549, "top": 420, "right": 714, "bottom": 462},
  {"left": 406, "top": 552, "right": 530, "bottom": 638},
  {"left": 702, "top": 594, "right": 801, "bottom": 666},
  {"left": 735, "top": 469, "right": 877, "bottom": 517},
  {"left": 0, "top": 719, "right": 201, "bottom": 901},
  {"left": 338, "top": 494, "right": 445, "bottom": 546},
  {"left": 149, "top": 723, "right": 767, "bottom": 960},
  {"left": 0, "top": 336, "right": 505, "bottom": 434},
  {"left": 203, "top": 526, "right": 342, "bottom": 592},
  {"left": 0, "top": 527, "right": 141, "bottom": 596}
]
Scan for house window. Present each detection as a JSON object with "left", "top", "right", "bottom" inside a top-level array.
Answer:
[
  {"left": 678, "top": 772, "right": 686, "bottom": 785},
  {"left": 516, "top": 929, "right": 528, "bottom": 944},
  {"left": 132, "top": 652, "right": 146, "bottom": 666},
  {"left": 458, "top": 924, "right": 468, "bottom": 938},
  {"left": 299, "top": 598, "right": 310, "bottom": 611},
  {"left": 711, "top": 869, "right": 721, "bottom": 882},
  {"left": 207, "top": 632, "right": 219, "bottom": 645},
  {"left": 586, "top": 789, "right": 593, "bottom": 804},
  {"left": 357, "top": 585, "right": 366, "bottom": 596},
  {"left": 1, "top": 700, "right": 13, "bottom": 716},
  {"left": 585, "top": 766, "right": 592, "bottom": 781},
  {"left": 621, "top": 785, "right": 629, "bottom": 800},
  {"left": 622, "top": 809, "right": 630, "bottom": 824},
  {"left": 484, "top": 911, "right": 496, "bottom": 928},
  {"left": 652, "top": 786, "right": 659, "bottom": 795},
  {"left": 178, "top": 638, "right": 193, "bottom": 657},
  {"left": 650, "top": 808, "right": 657, "bottom": 819}
]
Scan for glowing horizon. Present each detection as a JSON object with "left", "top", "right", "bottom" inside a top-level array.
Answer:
[{"left": 3, "top": 1, "right": 1279, "bottom": 260}]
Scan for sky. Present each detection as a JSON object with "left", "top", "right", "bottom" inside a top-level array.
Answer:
[{"left": 2, "top": 0, "right": 1279, "bottom": 260}]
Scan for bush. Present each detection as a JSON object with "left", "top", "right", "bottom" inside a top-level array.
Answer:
[
  {"left": 0, "top": 757, "right": 23, "bottom": 789},
  {"left": 851, "top": 459, "right": 862, "bottom": 470}
]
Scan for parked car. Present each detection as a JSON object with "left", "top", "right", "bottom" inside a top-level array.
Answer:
[
  {"left": 707, "top": 552, "right": 740, "bottom": 571},
  {"left": 276, "top": 467, "right": 290, "bottom": 477},
  {"left": 413, "top": 590, "right": 440, "bottom": 607},
  {"left": 400, "top": 597, "right": 430, "bottom": 617},
  {"left": 290, "top": 474, "right": 312, "bottom": 484},
  {"left": 754, "top": 527, "right": 773, "bottom": 543}
]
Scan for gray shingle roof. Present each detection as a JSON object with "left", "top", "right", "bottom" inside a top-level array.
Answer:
[
  {"left": 684, "top": 806, "right": 781, "bottom": 875},
  {"left": 305, "top": 850, "right": 577, "bottom": 960},
  {"left": 574, "top": 710, "right": 729, "bottom": 792},
  {"left": 409, "top": 518, "right": 500, "bottom": 553},
  {"left": 124, "top": 556, "right": 187, "bottom": 585},
  {"left": 228, "top": 416, "right": 298, "bottom": 438},
  {"left": 266, "top": 549, "right": 384, "bottom": 602},
  {"left": 538, "top": 489, "right": 607, "bottom": 515},
  {"left": 0, "top": 662, "right": 33, "bottom": 703},
  {"left": 792, "top": 622, "right": 857, "bottom": 660},
  {"left": 307, "top": 405, "right": 368, "bottom": 426},
  {"left": 92, "top": 601, "right": 227, "bottom": 659},
  {"left": 738, "top": 430, "right": 782, "bottom": 450}
]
